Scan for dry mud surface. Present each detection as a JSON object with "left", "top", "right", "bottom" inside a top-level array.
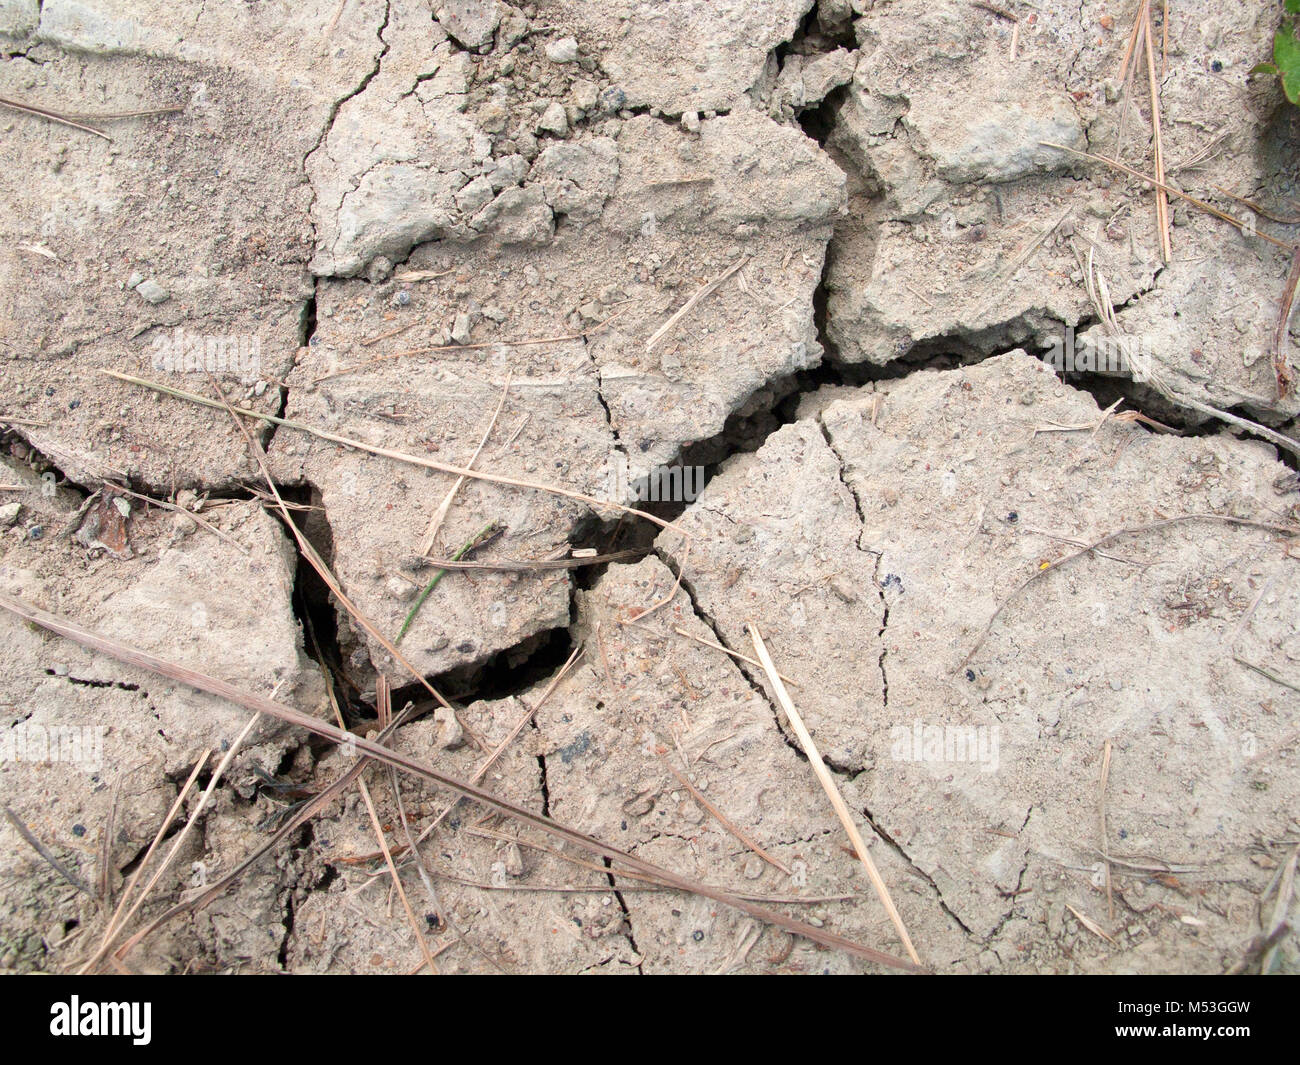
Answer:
[{"left": 1, "top": 0, "right": 1298, "bottom": 974}]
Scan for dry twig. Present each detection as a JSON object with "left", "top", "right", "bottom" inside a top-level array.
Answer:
[
  {"left": 3, "top": 805, "right": 96, "bottom": 898},
  {"left": 748, "top": 623, "right": 922, "bottom": 966},
  {"left": 102, "top": 371, "right": 688, "bottom": 535},
  {"left": 657, "top": 750, "right": 791, "bottom": 875},
  {"left": 646, "top": 256, "right": 749, "bottom": 352}
]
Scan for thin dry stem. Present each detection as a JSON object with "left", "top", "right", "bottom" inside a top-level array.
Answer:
[
  {"left": 646, "top": 256, "right": 749, "bottom": 352},
  {"left": 418, "top": 374, "right": 512, "bottom": 556},
  {"left": 102, "top": 370, "right": 689, "bottom": 537},
  {"left": 748, "top": 623, "right": 923, "bottom": 967},
  {"left": 657, "top": 751, "right": 791, "bottom": 875}
]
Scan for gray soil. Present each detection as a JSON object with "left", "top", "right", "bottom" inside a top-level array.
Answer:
[{"left": 0, "top": 0, "right": 1297, "bottom": 974}]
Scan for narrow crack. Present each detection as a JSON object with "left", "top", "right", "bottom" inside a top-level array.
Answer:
[
  {"left": 659, "top": 511, "right": 866, "bottom": 776},
  {"left": 667, "top": 559, "right": 833, "bottom": 769},
  {"left": 277, "top": 881, "right": 297, "bottom": 969},
  {"left": 42, "top": 671, "right": 140, "bottom": 692},
  {"left": 602, "top": 856, "right": 643, "bottom": 973},
  {"left": 987, "top": 808, "right": 1035, "bottom": 943},
  {"left": 301, "top": 0, "right": 392, "bottom": 226},
  {"left": 856, "top": 802, "right": 976, "bottom": 939},
  {"left": 814, "top": 417, "right": 890, "bottom": 712},
  {"left": 581, "top": 333, "right": 625, "bottom": 457}
]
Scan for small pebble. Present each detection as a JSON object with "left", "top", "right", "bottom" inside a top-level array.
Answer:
[
  {"left": 537, "top": 101, "right": 568, "bottom": 135},
  {"left": 545, "top": 36, "right": 579, "bottom": 63},
  {"left": 385, "top": 576, "right": 416, "bottom": 601},
  {"left": 450, "top": 311, "right": 473, "bottom": 345},
  {"left": 598, "top": 87, "right": 626, "bottom": 113},
  {"left": 434, "top": 705, "right": 465, "bottom": 750},
  {"left": 134, "top": 279, "right": 170, "bottom": 304}
]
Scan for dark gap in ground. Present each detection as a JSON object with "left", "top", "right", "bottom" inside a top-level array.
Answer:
[
  {"left": 783, "top": 77, "right": 1263, "bottom": 467},
  {"left": 536, "top": 753, "right": 551, "bottom": 818},
  {"left": 277, "top": 884, "right": 297, "bottom": 968},
  {"left": 396, "top": 624, "right": 574, "bottom": 708},
  {"left": 276, "top": 482, "right": 373, "bottom": 723},
  {"left": 270, "top": 742, "right": 300, "bottom": 779},
  {"left": 565, "top": 510, "right": 657, "bottom": 589},
  {"left": 602, "top": 857, "right": 642, "bottom": 967},
  {"left": 796, "top": 84, "right": 850, "bottom": 152},
  {"left": 43, "top": 670, "right": 140, "bottom": 691},
  {"left": 313, "top": 860, "right": 338, "bottom": 895},
  {"left": 776, "top": 2, "right": 857, "bottom": 73},
  {"left": 116, "top": 839, "right": 155, "bottom": 879},
  {"left": 298, "top": 285, "right": 318, "bottom": 351},
  {"left": 859, "top": 802, "right": 975, "bottom": 937},
  {"left": 1052, "top": 369, "right": 1300, "bottom": 469},
  {"left": 263, "top": 286, "right": 315, "bottom": 452},
  {"left": 1283, "top": 439, "right": 1300, "bottom": 475},
  {"left": 117, "top": 815, "right": 188, "bottom": 878},
  {"left": 0, "top": 429, "right": 86, "bottom": 502},
  {"left": 668, "top": 337, "right": 1038, "bottom": 491},
  {"left": 302, "top": 732, "right": 342, "bottom": 765},
  {"left": 670, "top": 565, "right": 840, "bottom": 769},
  {"left": 278, "top": 823, "right": 330, "bottom": 967}
]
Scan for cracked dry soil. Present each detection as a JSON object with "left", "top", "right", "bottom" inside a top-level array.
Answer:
[{"left": 0, "top": 0, "right": 1298, "bottom": 974}]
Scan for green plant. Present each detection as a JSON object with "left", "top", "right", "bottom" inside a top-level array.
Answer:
[{"left": 1253, "top": 0, "right": 1300, "bottom": 104}]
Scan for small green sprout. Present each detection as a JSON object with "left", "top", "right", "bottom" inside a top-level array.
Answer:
[{"left": 1252, "top": 0, "right": 1300, "bottom": 105}]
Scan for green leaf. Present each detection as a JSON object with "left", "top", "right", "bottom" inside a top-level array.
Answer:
[
  {"left": 1252, "top": 61, "right": 1282, "bottom": 75},
  {"left": 1276, "top": 26, "right": 1300, "bottom": 104},
  {"left": 1286, "top": 0, "right": 1300, "bottom": 16}
]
